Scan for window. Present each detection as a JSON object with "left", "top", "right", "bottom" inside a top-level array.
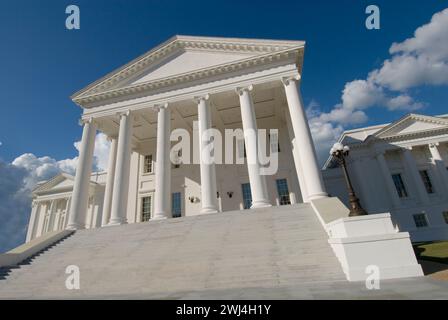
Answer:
[
  {"left": 241, "top": 183, "right": 252, "bottom": 209},
  {"left": 443, "top": 211, "right": 448, "bottom": 224},
  {"left": 172, "top": 192, "right": 182, "bottom": 218},
  {"left": 143, "top": 155, "right": 153, "bottom": 173},
  {"left": 413, "top": 213, "right": 428, "bottom": 228},
  {"left": 392, "top": 173, "right": 408, "bottom": 198},
  {"left": 276, "top": 179, "right": 291, "bottom": 205},
  {"left": 141, "top": 196, "right": 152, "bottom": 222},
  {"left": 419, "top": 170, "right": 434, "bottom": 194}
]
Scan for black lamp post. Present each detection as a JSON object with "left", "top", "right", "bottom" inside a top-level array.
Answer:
[{"left": 330, "top": 142, "right": 368, "bottom": 217}]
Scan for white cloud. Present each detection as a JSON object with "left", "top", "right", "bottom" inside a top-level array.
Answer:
[
  {"left": 341, "top": 80, "right": 383, "bottom": 110},
  {"left": 93, "top": 133, "right": 111, "bottom": 171},
  {"left": 369, "top": 54, "right": 448, "bottom": 91},
  {"left": 0, "top": 161, "right": 30, "bottom": 253},
  {"left": 385, "top": 94, "right": 424, "bottom": 111},
  {"left": 0, "top": 133, "right": 110, "bottom": 252},
  {"left": 309, "top": 116, "right": 344, "bottom": 163},
  {"left": 389, "top": 9, "right": 448, "bottom": 60},
  {"left": 306, "top": 100, "right": 345, "bottom": 163},
  {"left": 370, "top": 8, "right": 448, "bottom": 91},
  {"left": 309, "top": 9, "right": 448, "bottom": 164}
]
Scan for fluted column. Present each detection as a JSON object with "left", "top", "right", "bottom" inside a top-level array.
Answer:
[
  {"left": 153, "top": 104, "right": 171, "bottom": 219},
  {"left": 109, "top": 111, "right": 133, "bottom": 225},
  {"left": 196, "top": 95, "right": 219, "bottom": 213},
  {"left": 67, "top": 118, "right": 97, "bottom": 230},
  {"left": 429, "top": 143, "right": 448, "bottom": 192},
  {"left": 26, "top": 201, "right": 40, "bottom": 242},
  {"left": 282, "top": 75, "right": 327, "bottom": 200},
  {"left": 402, "top": 147, "right": 429, "bottom": 204},
  {"left": 63, "top": 197, "right": 71, "bottom": 229},
  {"left": 237, "top": 85, "right": 271, "bottom": 208},
  {"left": 101, "top": 137, "right": 118, "bottom": 226},
  {"left": 53, "top": 202, "right": 62, "bottom": 232},
  {"left": 47, "top": 200, "right": 55, "bottom": 233},
  {"left": 36, "top": 202, "right": 48, "bottom": 237},
  {"left": 376, "top": 151, "right": 401, "bottom": 207}
]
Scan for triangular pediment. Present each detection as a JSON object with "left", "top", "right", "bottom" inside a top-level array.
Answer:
[
  {"left": 33, "top": 173, "right": 75, "bottom": 194},
  {"left": 128, "top": 50, "right": 255, "bottom": 86},
  {"left": 373, "top": 114, "right": 448, "bottom": 139},
  {"left": 33, "top": 173, "right": 100, "bottom": 195},
  {"left": 71, "top": 35, "right": 305, "bottom": 104}
]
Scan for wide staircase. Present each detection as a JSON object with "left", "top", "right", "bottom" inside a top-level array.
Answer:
[{"left": 0, "top": 204, "right": 346, "bottom": 298}]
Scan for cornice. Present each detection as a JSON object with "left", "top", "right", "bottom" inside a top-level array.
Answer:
[
  {"left": 374, "top": 113, "right": 448, "bottom": 138},
  {"left": 73, "top": 47, "right": 302, "bottom": 107},
  {"left": 379, "top": 127, "right": 448, "bottom": 143},
  {"left": 80, "top": 65, "right": 298, "bottom": 120},
  {"left": 72, "top": 36, "right": 304, "bottom": 101}
]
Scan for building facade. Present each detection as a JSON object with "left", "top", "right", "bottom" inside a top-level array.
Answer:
[
  {"left": 323, "top": 113, "right": 448, "bottom": 242},
  {"left": 26, "top": 35, "right": 328, "bottom": 242}
]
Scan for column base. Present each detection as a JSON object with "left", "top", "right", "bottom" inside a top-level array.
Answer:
[
  {"left": 66, "top": 223, "right": 83, "bottom": 231},
  {"left": 307, "top": 192, "right": 328, "bottom": 201},
  {"left": 152, "top": 214, "right": 168, "bottom": 220},
  {"left": 200, "top": 207, "right": 219, "bottom": 214},
  {"left": 106, "top": 219, "right": 127, "bottom": 227},
  {"left": 250, "top": 201, "right": 272, "bottom": 209}
]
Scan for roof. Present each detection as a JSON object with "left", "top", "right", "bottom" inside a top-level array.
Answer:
[
  {"left": 322, "top": 113, "right": 448, "bottom": 169},
  {"left": 71, "top": 35, "right": 306, "bottom": 106}
]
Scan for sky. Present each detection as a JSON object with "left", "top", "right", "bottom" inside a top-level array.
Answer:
[{"left": 1, "top": 0, "right": 448, "bottom": 252}]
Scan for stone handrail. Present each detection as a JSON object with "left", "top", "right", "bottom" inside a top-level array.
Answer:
[{"left": 0, "top": 230, "right": 74, "bottom": 268}]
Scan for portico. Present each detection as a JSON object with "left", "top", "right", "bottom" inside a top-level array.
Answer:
[{"left": 63, "top": 35, "right": 327, "bottom": 229}]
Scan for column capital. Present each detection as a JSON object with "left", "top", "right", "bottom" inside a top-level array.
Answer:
[
  {"left": 78, "top": 117, "right": 96, "bottom": 126},
  {"left": 106, "top": 135, "right": 118, "bottom": 142},
  {"left": 281, "top": 74, "right": 301, "bottom": 86},
  {"left": 153, "top": 103, "right": 169, "bottom": 112},
  {"left": 429, "top": 142, "right": 440, "bottom": 148},
  {"left": 193, "top": 94, "right": 210, "bottom": 104},
  {"left": 235, "top": 84, "right": 253, "bottom": 96},
  {"left": 116, "top": 110, "right": 131, "bottom": 118}
]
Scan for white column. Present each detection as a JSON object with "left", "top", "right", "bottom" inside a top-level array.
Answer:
[
  {"left": 153, "top": 104, "right": 172, "bottom": 219},
  {"left": 109, "top": 111, "right": 133, "bottom": 225},
  {"left": 285, "top": 108, "right": 309, "bottom": 202},
  {"left": 36, "top": 202, "right": 48, "bottom": 237},
  {"left": 429, "top": 143, "right": 448, "bottom": 191},
  {"left": 67, "top": 118, "right": 97, "bottom": 230},
  {"left": 282, "top": 76, "right": 327, "bottom": 200},
  {"left": 101, "top": 137, "right": 118, "bottom": 226},
  {"left": 196, "top": 95, "right": 219, "bottom": 213},
  {"left": 61, "top": 197, "right": 71, "bottom": 229},
  {"left": 46, "top": 200, "right": 55, "bottom": 233},
  {"left": 237, "top": 85, "right": 271, "bottom": 208},
  {"left": 26, "top": 201, "right": 40, "bottom": 242},
  {"left": 402, "top": 147, "right": 429, "bottom": 204},
  {"left": 376, "top": 152, "right": 401, "bottom": 207},
  {"left": 53, "top": 203, "right": 61, "bottom": 232}
]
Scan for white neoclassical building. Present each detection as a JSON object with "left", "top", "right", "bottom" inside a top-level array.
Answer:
[
  {"left": 323, "top": 113, "right": 448, "bottom": 242},
  {"left": 26, "top": 35, "right": 328, "bottom": 242}
]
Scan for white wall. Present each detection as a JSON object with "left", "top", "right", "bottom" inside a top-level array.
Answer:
[{"left": 323, "top": 140, "right": 448, "bottom": 242}]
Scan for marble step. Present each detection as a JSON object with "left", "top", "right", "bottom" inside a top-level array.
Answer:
[{"left": 0, "top": 204, "right": 346, "bottom": 297}]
